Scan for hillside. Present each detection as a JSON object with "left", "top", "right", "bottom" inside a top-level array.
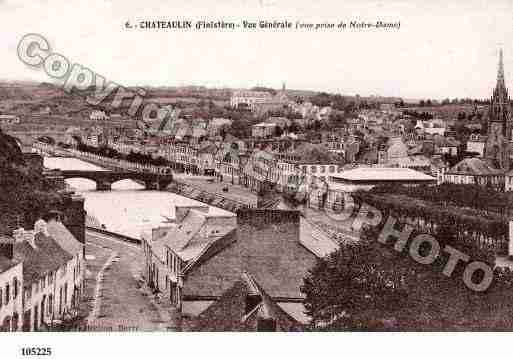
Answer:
[{"left": 0, "top": 130, "right": 63, "bottom": 234}]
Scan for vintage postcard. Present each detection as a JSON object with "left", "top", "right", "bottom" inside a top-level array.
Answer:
[{"left": 1, "top": 0, "right": 513, "bottom": 357}]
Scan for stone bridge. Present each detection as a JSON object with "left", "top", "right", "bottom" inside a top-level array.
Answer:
[{"left": 61, "top": 170, "right": 174, "bottom": 190}]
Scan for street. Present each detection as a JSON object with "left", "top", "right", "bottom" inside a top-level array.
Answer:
[{"left": 81, "top": 231, "right": 179, "bottom": 331}]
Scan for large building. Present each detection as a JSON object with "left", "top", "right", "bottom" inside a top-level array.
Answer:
[
  {"left": 230, "top": 89, "right": 289, "bottom": 113},
  {"left": 484, "top": 49, "right": 513, "bottom": 170},
  {"left": 230, "top": 90, "right": 273, "bottom": 110},
  {"left": 443, "top": 157, "right": 505, "bottom": 191},
  {"left": 328, "top": 167, "right": 437, "bottom": 192},
  {"left": 6, "top": 218, "right": 85, "bottom": 332}
]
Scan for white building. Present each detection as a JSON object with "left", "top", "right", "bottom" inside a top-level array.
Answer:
[
  {"left": 466, "top": 134, "right": 487, "bottom": 157},
  {"left": 328, "top": 167, "right": 437, "bottom": 193},
  {"left": 252, "top": 122, "right": 277, "bottom": 138},
  {"left": 89, "top": 110, "right": 109, "bottom": 121},
  {"left": 230, "top": 90, "right": 273, "bottom": 109},
  {"left": 12, "top": 219, "right": 84, "bottom": 332},
  {"left": 141, "top": 204, "right": 237, "bottom": 310},
  {"left": 0, "top": 235, "right": 23, "bottom": 332}
]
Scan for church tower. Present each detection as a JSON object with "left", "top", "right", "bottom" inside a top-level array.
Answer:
[{"left": 485, "top": 49, "right": 512, "bottom": 170}]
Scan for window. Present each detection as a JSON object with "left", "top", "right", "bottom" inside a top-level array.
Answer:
[
  {"left": 329, "top": 165, "right": 335, "bottom": 173},
  {"left": 59, "top": 287, "right": 63, "bottom": 314},
  {"left": 48, "top": 295, "right": 53, "bottom": 315},
  {"left": 310, "top": 165, "right": 317, "bottom": 173},
  {"left": 5, "top": 283, "right": 10, "bottom": 304},
  {"left": 13, "top": 278, "right": 18, "bottom": 299},
  {"left": 320, "top": 166, "right": 326, "bottom": 173}
]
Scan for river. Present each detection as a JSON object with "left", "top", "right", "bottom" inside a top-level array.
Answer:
[{"left": 43, "top": 157, "right": 233, "bottom": 238}]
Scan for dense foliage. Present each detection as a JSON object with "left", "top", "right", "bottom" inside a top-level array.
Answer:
[
  {"left": 0, "top": 130, "right": 63, "bottom": 234},
  {"left": 369, "top": 183, "right": 511, "bottom": 217},
  {"left": 76, "top": 142, "right": 169, "bottom": 167},
  {"left": 302, "top": 218, "right": 513, "bottom": 330},
  {"left": 353, "top": 189, "right": 508, "bottom": 241}
]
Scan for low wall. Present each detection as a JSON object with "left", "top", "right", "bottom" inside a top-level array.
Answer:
[
  {"left": 85, "top": 226, "right": 141, "bottom": 245},
  {"left": 168, "top": 180, "right": 254, "bottom": 213}
]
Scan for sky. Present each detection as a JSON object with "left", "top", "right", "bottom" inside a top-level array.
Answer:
[{"left": 1, "top": 0, "right": 513, "bottom": 99}]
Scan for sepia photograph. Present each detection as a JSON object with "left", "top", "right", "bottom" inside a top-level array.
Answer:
[{"left": 2, "top": 0, "right": 513, "bottom": 357}]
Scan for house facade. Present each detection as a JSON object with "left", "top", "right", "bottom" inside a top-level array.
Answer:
[{"left": 0, "top": 235, "right": 23, "bottom": 332}]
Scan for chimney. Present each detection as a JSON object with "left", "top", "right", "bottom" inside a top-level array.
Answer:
[
  {"left": 13, "top": 227, "right": 36, "bottom": 248},
  {"left": 0, "top": 236, "right": 15, "bottom": 260},
  {"left": 23, "top": 230, "right": 36, "bottom": 248},
  {"left": 34, "top": 218, "right": 49, "bottom": 236}
]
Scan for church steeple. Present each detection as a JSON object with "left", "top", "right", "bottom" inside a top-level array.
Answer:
[
  {"left": 485, "top": 48, "right": 512, "bottom": 170},
  {"left": 490, "top": 48, "right": 510, "bottom": 122},
  {"left": 498, "top": 48, "right": 505, "bottom": 87}
]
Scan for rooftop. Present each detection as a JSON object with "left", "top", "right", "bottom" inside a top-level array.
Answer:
[
  {"left": 448, "top": 157, "right": 503, "bottom": 176},
  {"left": 46, "top": 219, "right": 83, "bottom": 257},
  {"left": 189, "top": 272, "right": 303, "bottom": 331},
  {"left": 331, "top": 167, "right": 436, "bottom": 182},
  {"left": 13, "top": 232, "right": 73, "bottom": 286},
  {"left": 183, "top": 210, "right": 318, "bottom": 300},
  {"left": 0, "top": 255, "right": 20, "bottom": 273}
]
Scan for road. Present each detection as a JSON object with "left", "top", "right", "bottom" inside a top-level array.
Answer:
[{"left": 81, "top": 231, "right": 179, "bottom": 331}]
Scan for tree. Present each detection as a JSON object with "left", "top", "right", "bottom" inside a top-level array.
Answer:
[
  {"left": 302, "top": 226, "right": 409, "bottom": 329},
  {"left": 0, "top": 131, "right": 64, "bottom": 233}
]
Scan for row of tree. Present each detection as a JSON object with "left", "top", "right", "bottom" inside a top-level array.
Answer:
[
  {"left": 76, "top": 142, "right": 170, "bottom": 167},
  {"left": 369, "top": 183, "right": 512, "bottom": 216},
  {"left": 301, "top": 188, "right": 513, "bottom": 330}
]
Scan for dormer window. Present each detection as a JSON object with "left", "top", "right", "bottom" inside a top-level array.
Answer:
[{"left": 245, "top": 294, "right": 261, "bottom": 315}]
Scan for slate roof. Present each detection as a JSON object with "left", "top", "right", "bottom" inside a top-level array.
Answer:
[
  {"left": 447, "top": 157, "right": 503, "bottom": 176},
  {"left": 386, "top": 155, "right": 432, "bottom": 168},
  {"left": 183, "top": 210, "right": 318, "bottom": 300},
  {"left": 14, "top": 233, "right": 72, "bottom": 286},
  {"left": 0, "top": 256, "right": 20, "bottom": 273},
  {"left": 331, "top": 167, "right": 436, "bottom": 182},
  {"left": 148, "top": 208, "right": 237, "bottom": 264},
  {"left": 46, "top": 220, "right": 84, "bottom": 257},
  {"left": 299, "top": 217, "right": 339, "bottom": 258},
  {"left": 189, "top": 272, "right": 303, "bottom": 331}
]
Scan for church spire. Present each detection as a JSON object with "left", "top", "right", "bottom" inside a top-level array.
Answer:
[{"left": 497, "top": 48, "right": 505, "bottom": 87}]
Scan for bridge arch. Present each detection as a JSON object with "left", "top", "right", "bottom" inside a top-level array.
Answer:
[
  {"left": 63, "top": 177, "right": 100, "bottom": 190},
  {"left": 61, "top": 170, "right": 173, "bottom": 191}
]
